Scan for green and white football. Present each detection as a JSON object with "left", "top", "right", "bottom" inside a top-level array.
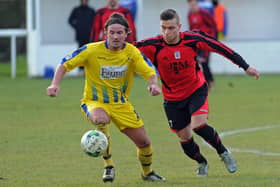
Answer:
[{"left": 81, "top": 130, "right": 108, "bottom": 157}]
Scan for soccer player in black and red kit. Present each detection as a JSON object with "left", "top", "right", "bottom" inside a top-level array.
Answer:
[{"left": 135, "top": 9, "right": 260, "bottom": 177}]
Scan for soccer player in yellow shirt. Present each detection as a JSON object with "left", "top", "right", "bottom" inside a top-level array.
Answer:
[{"left": 46, "top": 13, "right": 165, "bottom": 183}]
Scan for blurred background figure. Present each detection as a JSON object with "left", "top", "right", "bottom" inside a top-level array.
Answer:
[
  {"left": 212, "top": 0, "right": 228, "bottom": 40},
  {"left": 69, "top": 0, "right": 95, "bottom": 47},
  {"left": 68, "top": 0, "right": 95, "bottom": 73},
  {"left": 198, "top": 0, "right": 214, "bottom": 15},
  {"left": 120, "top": 0, "right": 137, "bottom": 21},
  {"left": 90, "top": 0, "right": 137, "bottom": 43},
  {"left": 187, "top": 0, "right": 217, "bottom": 89}
]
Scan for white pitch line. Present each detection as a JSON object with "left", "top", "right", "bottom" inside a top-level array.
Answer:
[
  {"left": 229, "top": 148, "right": 280, "bottom": 156},
  {"left": 219, "top": 125, "right": 280, "bottom": 138},
  {"left": 201, "top": 124, "right": 280, "bottom": 156}
]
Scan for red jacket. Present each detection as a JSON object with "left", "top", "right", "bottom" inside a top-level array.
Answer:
[
  {"left": 188, "top": 8, "right": 217, "bottom": 38},
  {"left": 90, "top": 6, "right": 136, "bottom": 42}
]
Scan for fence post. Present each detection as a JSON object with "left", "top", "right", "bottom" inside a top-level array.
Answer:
[{"left": 11, "top": 35, "right": 17, "bottom": 79}]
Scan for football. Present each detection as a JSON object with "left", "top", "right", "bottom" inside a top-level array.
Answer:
[{"left": 81, "top": 130, "right": 108, "bottom": 157}]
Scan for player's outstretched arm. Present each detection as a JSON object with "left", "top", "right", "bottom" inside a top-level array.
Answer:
[
  {"left": 246, "top": 66, "right": 260, "bottom": 80},
  {"left": 46, "top": 64, "right": 66, "bottom": 97},
  {"left": 147, "top": 75, "right": 161, "bottom": 96}
]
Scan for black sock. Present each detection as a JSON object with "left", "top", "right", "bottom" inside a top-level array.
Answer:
[
  {"left": 194, "top": 124, "right": 227, "bottom": 154},
  {"left": 180, "top": 137, "right": 207, "bottom": 164}
]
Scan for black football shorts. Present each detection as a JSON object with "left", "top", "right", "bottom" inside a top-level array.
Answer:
[{"left": 163, "top": 83, "right": 208, "bottom": 132}]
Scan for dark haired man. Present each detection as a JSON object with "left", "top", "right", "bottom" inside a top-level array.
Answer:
[
  {"left": 135, "top": 9, "right": 259, "bottom": 177},
  {"left": 47, "top": 13, "right": 165, "bottom": 183}
]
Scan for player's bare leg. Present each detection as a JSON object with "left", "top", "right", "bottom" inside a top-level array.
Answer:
[
  {"left": 89, "top": 108, "right": 115, "bottom": 182},
  {"left": 122, "top": 126, "right": 166, "bottom": 181}
]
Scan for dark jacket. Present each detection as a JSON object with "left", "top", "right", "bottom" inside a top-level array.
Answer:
[{"left": 69, "top": 5, "right": 95, "bottom": 44}]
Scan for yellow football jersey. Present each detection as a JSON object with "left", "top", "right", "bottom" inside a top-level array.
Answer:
[{"left": 61, "top": 41, "right": 156, "bottom": 104}]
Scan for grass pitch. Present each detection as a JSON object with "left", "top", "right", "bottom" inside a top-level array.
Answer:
[{"left": 0, "top": 58, "right": 280, "bottom": 186}]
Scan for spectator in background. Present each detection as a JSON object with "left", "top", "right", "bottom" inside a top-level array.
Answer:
[
  {"left": 69, "top": 0, "right": 95, "bottom": 47},
  {"left": 198, "top": 0, "right": 214, "bottom": 15},
  {"left": 90, "top": 0, "right": 136, "bottom": 42},
  {"left": 68, "top": 0, "right": 95, "bottom": 73},
  {"left": 212, "top": 0, "right": 228, "bottom": 40},
  {"left": 120, "top": 0, "right": 137, "bottom": 21},
  {"left": 187, "top": 0, "right": 217, "bottom": 89}
]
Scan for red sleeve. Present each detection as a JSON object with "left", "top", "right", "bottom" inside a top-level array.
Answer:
[
  {"left": 90, "top": 9, "right": 103, "bottom": 42},
  {"left": 192, "top": 31, "right": 249, "bottom": 70},
  {"left": 122, "top": 8, "right": 137, "bottom": 42},
  {"left": 134, "top": 40, "right": 156, "bottom": 63}
]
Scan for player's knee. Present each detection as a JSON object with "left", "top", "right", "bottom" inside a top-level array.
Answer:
[
  {"left": 191, "top": 121, "right": 207, "bottom": 130},
  {"left": 191, "top": 115, "right": 208, "bottom": 129},
  {"left": 176, "top": 126, "right": 193, "bottom": 142},
  {"left": 137, "top": 139, "right": 151, "bottom": 148},
  {"left": 92, "top": 118, "right": 110, "bottom": 125},
  {"left": 91, "top": 116, "right": 110, "bottom": 125},
  {"left": 178, "top": 136, "right": 192, "bottom": 143},
  {"left": 89, "top": 108, "right": 110, "bottom": 125}
]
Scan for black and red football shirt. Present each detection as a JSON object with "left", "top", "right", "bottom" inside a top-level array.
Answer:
[{"left": 135, "top": 31, "right": 249, "bottom": 101}]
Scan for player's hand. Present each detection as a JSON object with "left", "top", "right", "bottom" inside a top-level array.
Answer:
[
  {"left": 46, "top": 85, "right": 60, "bottom": 97},
  {"left": 147, "top": 84, "right": 161, "bottom": 96},
  {"left": 246, "top": 66, "right": 260, "bottom": 80}
]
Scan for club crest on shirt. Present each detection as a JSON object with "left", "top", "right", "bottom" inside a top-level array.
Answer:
[
  {"left": 174, "top": 51, "right": 181, "bottom": 59},
  {"left": 100, "top": 65, "right": 127, "bottom": 79}
]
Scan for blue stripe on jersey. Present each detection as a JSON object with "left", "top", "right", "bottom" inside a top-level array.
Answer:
[
  {"left": 105, "top": 40, "right": 109, "bottom": 49},
  {"left": 120, "top": 95, "right": 126, "bottom": 103},
  {"left": 121, "top": 81, "right": 128, "bottom": 94},
  {"left": 120, "top": 82, "right": 127, "bottom": 103},
  {"left": 134, "top": 109, "right": 140, "bottom": 120},
  {"left": 142, "top": 53, "right": 153, "bottom": 67},
  {"left": 81, "top": 104, "right": 90, "bottom": 117},
  {"left": 61, "top": 45, "right": 87, "bottom": 64},
  {"left": 102, "top": 87, "right": 109, "bottom": 103},
  {"left": 121, "top": 85, "right": 127, "bottom": 94},
  {"left": 141, "top": 52, "right": 159, "bottom": 75},
  {"left": 113, "top": 88, "right": 118, "bottom": 102},
  {"left": 92, "top": 84, "right": 98, "bottom": 101}
]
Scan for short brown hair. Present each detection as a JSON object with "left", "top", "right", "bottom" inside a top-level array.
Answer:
[
  {"left": 105, "top": 13, "right": 130, "bottom": 33},
  {"left": 160, "top": 9, "right": 180, "bottom": 23}
]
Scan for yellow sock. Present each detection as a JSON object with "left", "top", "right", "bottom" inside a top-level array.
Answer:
[
  {"left": 96, "top": 124, "right": 114, "bottom": 167},
  {"left": 138, "top": 145, "right": 153, "bottom": 176}
]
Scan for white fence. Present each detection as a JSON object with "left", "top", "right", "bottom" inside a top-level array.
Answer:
[{"left": 0, "top": 29, "right": 27, "bottom": 79}]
